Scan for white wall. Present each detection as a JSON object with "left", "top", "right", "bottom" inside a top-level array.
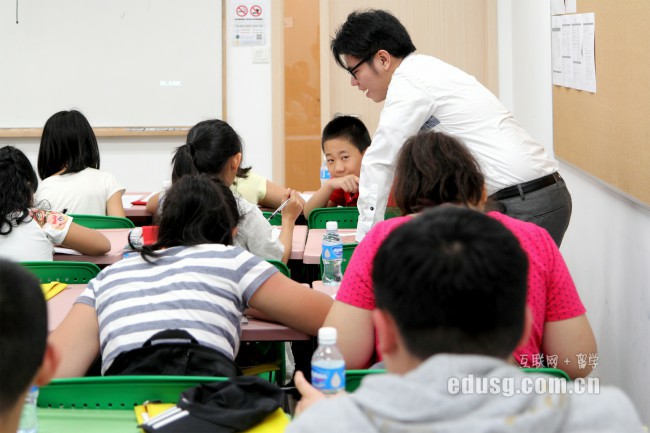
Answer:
[
  {"left": 499, "top": 0, "right": 650, "bottom": 424},
  {"left": 3, "top": 0, "right": 276, "bottom": 192}
]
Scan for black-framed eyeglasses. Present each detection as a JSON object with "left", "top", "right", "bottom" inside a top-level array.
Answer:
[{"left": 345, "top": 53, "right": 374, "bottom": 79}]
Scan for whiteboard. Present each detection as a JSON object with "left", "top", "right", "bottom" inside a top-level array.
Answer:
[{"left": 0, "top": 0, "right": 222, "bottom": 128}]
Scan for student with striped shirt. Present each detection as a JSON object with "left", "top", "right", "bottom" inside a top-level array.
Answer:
[{"left": 49, "top": 175, "right": 333, "bottom": 377}]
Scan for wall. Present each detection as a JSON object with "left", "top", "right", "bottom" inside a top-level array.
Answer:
[
  {"left": 3, "top": 0, "right": 276, "bottom": 192},
  {"left": 499, "top": 0, "right": 650, "bottom": 424}
]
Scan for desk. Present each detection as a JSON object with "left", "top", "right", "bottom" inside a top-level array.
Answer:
[
  {"left": 54, "top": 229, "right": 130, "bottom": 266},
  {"left": 302, "top": 228, "right": 357, "bottom": 265},
  {"left": 289, "top": 225, "right": 307, "bottom": 260},
  {"left": 47, "top": 285, "right": 309, "bottom": 341},
  {"left": 311, "top": 280, "right": 338, "bottom": 299}
]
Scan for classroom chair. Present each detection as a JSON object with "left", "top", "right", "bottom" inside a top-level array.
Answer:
[
  {"left": 343, "top": 367, "right": 570, "bottom": 394},
  {"left": 38, "top": 375, "right": 226, "bottom": 410},
  {"left": 308, "top": 207, "right": 401, "bottom": 229},
  {"left": 308, "top": 207, "right": 359, "bottom": 229},
  {"left": 267, "top": 259, "right": 291, "bottom": 278},
  {"left": 521, "top": 367, "right": 571, "bottom": 381},
  {"left": 319, "top": 243, "right": 357, "bottom": 279},
  {"left": 21, "top": 261, "right": 101, "bottom": 284},
  {"left": 68, "top": 214, "right": 135, "bottom": 229},
  {"left": 345, "top": 369, "right": 386, "bottom": 392},
  {"left": 262, "top": 211, "right": 283, "bottom": 226}
]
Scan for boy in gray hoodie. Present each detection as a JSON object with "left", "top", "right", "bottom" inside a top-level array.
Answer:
[{"left": 288, "top": 207, "right": 644, "bottom": 432}]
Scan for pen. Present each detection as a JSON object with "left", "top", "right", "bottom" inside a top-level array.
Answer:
[{"left": 267, "top": 197, "right": 291, "bottom": 221}]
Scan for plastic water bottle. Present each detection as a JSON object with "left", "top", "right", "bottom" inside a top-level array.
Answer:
[
  {"left": 17, "top": 385, "right": 38, "bottom": 433},
  {"left": 319, "top": 159, "right": 331, "bottom": 187},
  {"left": 322, "top": 221, "right": 342, "bottom": 286},
  {"left": 311, "top": 327, "right": 346, "bottom": 394}
]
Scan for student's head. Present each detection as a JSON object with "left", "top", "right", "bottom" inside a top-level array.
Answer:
[
  {"left": 0, "top": 146, "right": 39, "bottom": 235},
  {"left": 372, "top": 207, "right": 529, "bottom": 363},
  {"left": 0, "top": 259, "right": 58, "bottom": 422},
  {"left": 172, "top": 119, "right": 247, "bottom": 186},
  {"left": 331, "top": 9, "right": 416, "bottom": 102},
  {"left": 321, "top": 116, "right": 370, "bottom": 178},
  {"left": 394, "top": 130, "right": 485, "bottom": 215},
  {"left": 141, "top": 174, "right": 241, "bottom": 259},
  {"left": 38, "top": 110, "right": 100, "bottom": 179}
]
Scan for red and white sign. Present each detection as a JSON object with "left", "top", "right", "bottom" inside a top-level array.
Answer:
[
  {"left": 250, "top": 5, "right": 262, "bottom": 17},
  {"left": 236, "top": 5, "right": 248, "bottom": 17}
]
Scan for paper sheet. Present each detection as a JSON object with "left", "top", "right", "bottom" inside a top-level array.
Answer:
[
  {"left": 53, "top": 247, "right": 82, "bottom": 255},
  {"left": 551, "top": 13, "right": 596, "bottom": 93},
  {"left": 121, "top": 194, "right": 142, "bottom": 209},
  {"left": 551, "top": 0, "right": 565, "bottom": 15}
]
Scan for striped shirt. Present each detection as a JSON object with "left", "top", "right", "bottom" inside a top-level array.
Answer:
[{"left": 75, "top": 244, "right": 277, "bottom": 374}]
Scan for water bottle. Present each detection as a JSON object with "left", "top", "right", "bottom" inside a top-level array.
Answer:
[
  {"left": 322, "top": 221, "right": 342, "bottom": 286},
  {"left": 17, "top": 385, "right": 38, "bottom": 433},
  {"left": 319, "top": 159, "right": 331, "bottom": 187},
  {"left": 311, "top": 327, "right": 346, "bottom": 394}
]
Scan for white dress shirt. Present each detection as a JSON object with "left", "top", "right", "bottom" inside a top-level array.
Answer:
[{"left": 357, "top": 54, "right": 557, "bottom": 240}]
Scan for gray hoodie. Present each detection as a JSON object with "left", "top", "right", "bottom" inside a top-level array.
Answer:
[{"left": 287, "top": 354, "right": 644, "bottom": 433}]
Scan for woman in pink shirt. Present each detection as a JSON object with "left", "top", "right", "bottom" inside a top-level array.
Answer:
[{"left": 325, "top": 130, "right": 596, "bottom": 379}]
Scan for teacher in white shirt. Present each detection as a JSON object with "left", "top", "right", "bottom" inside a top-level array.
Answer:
[{"left": 331, "top": 9, "right": 571, "bottom": 246}]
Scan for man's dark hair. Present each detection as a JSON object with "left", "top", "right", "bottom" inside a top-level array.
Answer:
[
  {"left": 0, "top": 259, "right": 47, "bottom": 411},
  {"left": 321, "top": 116, "right": 371, "bottom": 153},
  {"left": 331, "top": 9, "right": 416, "bottom": 71},
  {"left": 373, "top": 207, "right": 529, "bottom": 360}
]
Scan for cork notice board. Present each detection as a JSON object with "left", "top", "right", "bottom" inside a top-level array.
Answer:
[{"left": 553, "top": 0, "right": 650, "bottom": 206}]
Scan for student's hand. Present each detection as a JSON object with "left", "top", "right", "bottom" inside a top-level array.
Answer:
[
  {"left": 328, "top": 175, "right": 359, "bottom": 193},
  {"left": 294, "top": 371, "right": 327, "bottom": 416},
  {"left": 281, "top": 189, "right": 303, "bottom": 221}
]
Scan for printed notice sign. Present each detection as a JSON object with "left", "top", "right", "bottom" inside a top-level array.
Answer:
[{"left": 232, "top": 1, "right": 267, "bottom": 46}]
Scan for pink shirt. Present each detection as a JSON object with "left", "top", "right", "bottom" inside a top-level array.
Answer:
[{"left": 336, "top": 212, "right": 586, "bottom": 367}]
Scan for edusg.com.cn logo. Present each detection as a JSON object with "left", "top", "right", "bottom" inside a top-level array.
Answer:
[{"left": 447, "top": 374, "right": 600, "bottom": 397}]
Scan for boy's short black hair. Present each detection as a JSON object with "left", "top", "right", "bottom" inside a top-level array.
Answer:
[
  {"left": 373, "top": 207, "right": 529, "bottom": 360},
  {"left": 321, "top": 116, "right": 371, "bottom": 154},
  {"left": 331, "top": 9, "right": 416, "bottom": 71},
  {"left": 0, "top": 259, "right": 47, "bottom": 412}
]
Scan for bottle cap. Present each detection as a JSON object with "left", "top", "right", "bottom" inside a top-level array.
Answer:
[
  {"left": 326, "top": 221, "right": 338, "bottom": 231},
  {"left": 318, "top": 327, "right": 337, "bottom": 344}
]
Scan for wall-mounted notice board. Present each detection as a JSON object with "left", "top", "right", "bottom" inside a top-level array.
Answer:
[
  {"left": 553, "top": 0, "right": 650, "bottom": 206},
  {"left": 0, "top": 0, "right": 222, "bottom": 137}
]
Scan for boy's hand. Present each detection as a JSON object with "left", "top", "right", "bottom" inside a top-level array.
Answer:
[
  {"left": 281, "top": 189, "right": 303, "bottom": 221},
  {"left": 328, "top": 175, "right": 359, "bottom": 194},
  {"left": 294, "top": 371, "right": 327, "bottom": 416}
]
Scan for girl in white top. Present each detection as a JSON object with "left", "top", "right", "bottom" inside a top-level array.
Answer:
[
  {"left": 0, "top": 146, "right": 110, "bottom": 261},
  {"left": 148, "top": 119, "right": 302, "bottom": 264},
  {"left": 35, "top": 110, "right": 126, "bottom": 217}
]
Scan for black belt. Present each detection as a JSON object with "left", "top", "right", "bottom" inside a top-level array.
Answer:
[{"left": 491, "top": 172, "right": 562, "bottom": 201}]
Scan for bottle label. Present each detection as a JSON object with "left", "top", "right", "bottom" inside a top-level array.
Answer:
[
  {"left": 322, "top": 243, "right": 342, "bottom": 260},
  {"left": 312, "top": 363, "right": 346, "bottom": 393}
]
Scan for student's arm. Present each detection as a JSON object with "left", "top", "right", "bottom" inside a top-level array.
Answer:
[
  {"left": 259, "top": 180, "right": 288, "bottom": 210},
  {"left": 323, "top": 301, "right": 375, "bottom": 369},
  {"left": 145, "top": 192, "right": 161, "bottom": 214},
  {"left": 303, "top": 175, "right": 359, "bottom": 218},
  {"left": 248, "top": 273, "right": 334, "bottom": 336},
  {"left": 106, "top": 190, "right": 126, "bottom": 217},
  {"left": 277, "top": 190, "right": 303, "bottom": 263},
  {"left": 48, "top": 304, "right": 100, "bottom": 378},
  {"left": 542, "top": 315, "right": 597, "bottom": 379},
  {"left": 60, "top": 223, "right": 111, "bottom": 255}
]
